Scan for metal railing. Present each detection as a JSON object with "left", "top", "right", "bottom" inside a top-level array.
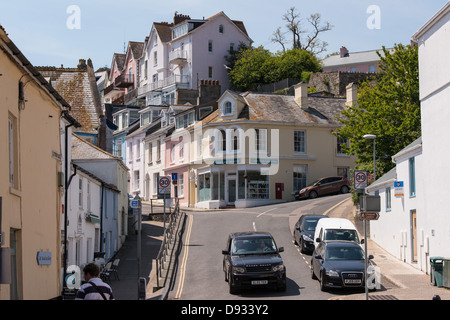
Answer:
[
  {"left": 154, "top": 198, "right": 185, "bottom": 291},
  {"left": 138, "top": 75, "right": 190, "bottom": 97}
]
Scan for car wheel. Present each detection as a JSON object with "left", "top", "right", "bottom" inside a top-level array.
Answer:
[
  {"left": 311, "top": 263, "right": 317, "bottom": 280},
  {"left": 229, "top": 278, "right": 238, "bottom": 294},
  {"left": 224, "top": 266, "right": 228, "bottom": 282},
  {"left": 341, "top": 186, "right": 349, "bottom": 194},
  {"left": 293, "top": 232, "right": 298, "bottom": 245},
  {"left": 300, "top": 238, "right": 306, "bottom": 254},
  {"left": 309, "top": 191, "right": 318, "bottom": 199},
  {"left": 319, "top": 272, "right": 328, "bottom": 292}
]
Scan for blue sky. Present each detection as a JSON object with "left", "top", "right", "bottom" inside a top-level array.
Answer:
[{"left": 0, "top": 0, "right": 448, "bottom": 70}]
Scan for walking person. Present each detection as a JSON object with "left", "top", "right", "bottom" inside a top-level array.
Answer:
[{"left": 75, "top": 263, "right": 114, "bottom": 300}]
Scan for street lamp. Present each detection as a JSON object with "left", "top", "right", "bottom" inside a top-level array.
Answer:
[{"left": 362, "top": 134, "right": 376, "bottom": 301}]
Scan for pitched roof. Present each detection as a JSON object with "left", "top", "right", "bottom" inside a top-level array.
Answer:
[
  {"left": 129, "top": 41, "right": 144, "bottom": 59},
  {"left": 205, "top": 91, "right": 346, "bottom": 126},
  {"left": 72, "top": 133, "right": 119, "bottom": 160},
  {"left": 37, "top": 61, "right": 103, "bottom": 134},
  {"left": 322, "top": 49, "right": 389, "bottom": 68},
  {"left": 153, "top": 22, "right": 173, "bottom": 43},
  {"left": 114, "top": 53, "right": 126, "bottom": 71}
]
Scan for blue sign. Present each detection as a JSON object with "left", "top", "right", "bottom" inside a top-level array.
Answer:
[
  {"left": 394, "top": 181, "right": 404, "bottom": 188},
  {"left": 130, "top": 200, "right": 140, "bottom": 208},
  {"left": 37, "top": 252, "right": 52, "bottom": 265},
  {"left": 172, "top": 173, "right": 178, "bottom": 181}
]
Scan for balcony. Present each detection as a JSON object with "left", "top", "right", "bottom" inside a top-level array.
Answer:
[
  {"left": 169, "top": 49, "right": 188, "bottom": 65},
  {"left": 137, "top": 74, "right": 190, "bottom": 97},
  {"left": 114, "top": 74, "right": 135, "bottom": 88},
  {"left": 103, "top": 83, "right": 125, "bottom": 99}
]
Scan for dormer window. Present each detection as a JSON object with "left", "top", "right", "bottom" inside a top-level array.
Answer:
[{"left": 222, "top": 101, "right": 233, "bottom": 115}]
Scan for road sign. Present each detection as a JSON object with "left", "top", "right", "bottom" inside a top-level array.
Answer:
[
  {"left": 360, "top": 212, "right": 380, "bottom": 220},
  {"left": 394, "top": 181, "right": 404, "bottom": 198},
  {"left": 354, "top": 170, "right": 368, "bottom": 189},
  {"left": 130, "top": 200, "right": 140, "bottom": 209},
  {"left": 158, "top": 176, "right": 171, "bottom": 195},
  {"left": 171, "top": 173, "right": 177, "bottom": 181}
]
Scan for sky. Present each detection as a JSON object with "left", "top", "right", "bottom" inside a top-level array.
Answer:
[{"left": 0, "top": 0, "right": 448, "bottom": 70}]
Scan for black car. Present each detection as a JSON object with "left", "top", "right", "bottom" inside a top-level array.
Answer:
[
  {"left": 293, "top": 215, "right": 329, "bottom": 253},
  {"left": 222, "top": 232, "right": 286, "bottom": 294},
  {"left": 310, "top": 241, "right": 376, "bottom": 292}
]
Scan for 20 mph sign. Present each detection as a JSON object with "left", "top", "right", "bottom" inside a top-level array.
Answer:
[{"left": 354, "top": 171, "right": 368, "bottom": 190}]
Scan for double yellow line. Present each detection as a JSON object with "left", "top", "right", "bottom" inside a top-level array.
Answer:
[{"left": 175, "top": 214, "right": 193, "bottom": 299}]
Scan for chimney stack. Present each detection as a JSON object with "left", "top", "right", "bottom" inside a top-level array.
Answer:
[
  {"left": 345, "top": 83, "right": 358, "bottom": 107},
  {"left": 197, "top": 80, "right": 221, "bottom": 105},
  {"left": 340, "top": 46, "right": 349, "bottom": 58},
  {"left": 77, "top": 59, "right": 87, "bottom": 70},
  {"left": 294, "top": 83, "right": 309, "bottom": 110}
]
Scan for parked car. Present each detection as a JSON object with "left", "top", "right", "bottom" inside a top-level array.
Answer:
[
  {"left": 295, "top": 176, "right": 350, "bottom": 200},
  {"left": 310, "top": 241, "right": 376, "bottom": 291},
  {"left": 293, "top": 215, "right": 329, "bottom": 253},
  {"left": 313, "top": 218, "right": 363, "bottom": 249},
  {"left": 222, "top": 232, "right": 286, "bottom": 294}
]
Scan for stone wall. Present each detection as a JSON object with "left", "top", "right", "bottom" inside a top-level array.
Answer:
[{"left": 309, "top": 72, "right": 376, "bottom": 96}]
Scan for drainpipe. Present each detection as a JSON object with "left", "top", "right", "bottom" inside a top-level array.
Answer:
[
  {"left": 100, "top": 183, "right": 104, "bottom": 255},
  {"left": 62, "top": 123, "right": 77, "bottom": 296}
]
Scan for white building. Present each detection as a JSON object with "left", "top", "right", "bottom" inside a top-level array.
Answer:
[
  {"left": 367, "top": 138, "right": 425, "bottom": 270},
  {"left": 412, "top": 2, "right": 450, "bottom": 263},
  {"left": 137, "top": 11, "right": 252, "bottom": 106},
  {"left": 368, "top": 2, "right": 450, "bottom": 274}
]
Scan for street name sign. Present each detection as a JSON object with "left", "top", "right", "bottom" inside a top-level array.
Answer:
[{"left": 360, "top": 212, "right": 380, "bottom": 220}]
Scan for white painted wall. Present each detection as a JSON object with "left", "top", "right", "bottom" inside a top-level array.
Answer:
[{"left": 415, "top": 6, "right": 450, "bottom": 265}]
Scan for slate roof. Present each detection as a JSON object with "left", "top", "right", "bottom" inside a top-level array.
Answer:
[
  {"left": 37, "top": 62, "right": 103, "bottom": 135},
  {"left": 129, "top": 41, "right": 144, "bottom": 60},
  {"left": 322, "top": 49, "right": 391, "bottom": 68},
  {"left": 72, "top": 133, "right": 118, "bottom": 160},
  {"left": 204, "top": 91, "right": 346, "bottom": 127}
]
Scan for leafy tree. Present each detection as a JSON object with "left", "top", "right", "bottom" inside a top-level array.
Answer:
[
  {"left": 336, "top": 44, "right": 420, "bottom": 179},
  {"left": 227, "top": 47, "right": 320, "bottom": 91}
]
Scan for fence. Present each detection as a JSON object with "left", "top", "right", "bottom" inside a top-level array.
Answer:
[{"left": 153, "top": 198, "right": 186, "bottom": 298}]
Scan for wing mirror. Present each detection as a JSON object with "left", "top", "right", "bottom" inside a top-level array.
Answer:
[
  {"left": 222, "top": 250, "right": 229, "bottom": 255},
  {"left": 278, "top": 247, "right": 284, "bottom": 253}
]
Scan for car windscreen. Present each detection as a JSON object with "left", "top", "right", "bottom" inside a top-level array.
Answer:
[
  {"left": 303, "top": 218, "right": 322, "bottom": 231},
  {"left": 323, "top": 229, "right": 360, "bottom": 243},
  {"left": 326, "top": 246, "right": 365, "bottom": 260},
  {"left": 231, "top": 238, "right": 277, "bottom": 255}
]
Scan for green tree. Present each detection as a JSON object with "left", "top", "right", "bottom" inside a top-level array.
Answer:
[
  {"left": 336, "top": 44, "right": 420, "bottom": 179},
  {"left": 227, "top": 47, "right": 320, "bottom": 91}
]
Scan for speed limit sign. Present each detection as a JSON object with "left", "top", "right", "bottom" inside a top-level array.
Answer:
[
  {"left": 158, "top": 176, "right": 171, "bottom": 195},
  {"left": 354, "top": 171, "right": 368, "bottom": 190}
]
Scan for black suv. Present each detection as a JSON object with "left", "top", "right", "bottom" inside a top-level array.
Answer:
[{"left": 222, "top": 232, "right": 286, "bottom": 294}]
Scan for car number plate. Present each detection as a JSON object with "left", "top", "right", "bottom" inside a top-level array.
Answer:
[
  {"left": 344, "top": 279, "right": 361, "bottom": 284},
  {"left": 251, "top": 280, "right": 268, "bottom": 285}
]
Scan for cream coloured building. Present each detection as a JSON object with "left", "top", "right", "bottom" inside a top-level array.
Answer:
[
  {"left": 164, "top": 83, "right": 357, "bottom": 209},
  {"left": 0, "top": 26, "right": 80, "bottom": 299}
]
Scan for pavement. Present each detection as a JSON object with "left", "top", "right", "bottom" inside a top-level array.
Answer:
[
  {"left": 107, "top": 198, "right": 450, "bottom": 300},
  {"left": 327, "top": 196, "right": 450, "bottom": 300}
]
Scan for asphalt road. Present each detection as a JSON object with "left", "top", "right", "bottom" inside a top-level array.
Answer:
[{"left": 168, "top": 193, "right": 365, "bottom": 300}]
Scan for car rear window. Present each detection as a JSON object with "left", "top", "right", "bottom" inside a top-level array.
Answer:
[
  {"left": 326, "top": 247, "right": 365, "bottom": 260},
  {"left": 324, "top": 229, "right": 359, "bottom": 243}
]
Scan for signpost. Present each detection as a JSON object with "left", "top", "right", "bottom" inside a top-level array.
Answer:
[
  {"left": 360, "top": 212, "right": 380, "bottom": 220},
  {"left": 354, "top": 170, "right": 368, "bottom": 192},
  {"left": 158, "top": 176, "right": 171, "bottom": 235}
]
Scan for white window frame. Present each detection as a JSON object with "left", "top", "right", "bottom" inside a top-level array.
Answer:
[
  {"left": 294, "top": 130, "right": 306, "bottom": 154},
  {"left": 179, "top": 173, "right": 184, "bottom": 197}
]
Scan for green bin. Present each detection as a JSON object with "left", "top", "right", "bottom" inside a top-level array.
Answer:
[{"left": 430, "top": 257, "right": 444, "bottom": 287}]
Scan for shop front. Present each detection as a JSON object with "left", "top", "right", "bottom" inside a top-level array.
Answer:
[{"left": 195, "top": 164, "right": 276, "bottom": 209}]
